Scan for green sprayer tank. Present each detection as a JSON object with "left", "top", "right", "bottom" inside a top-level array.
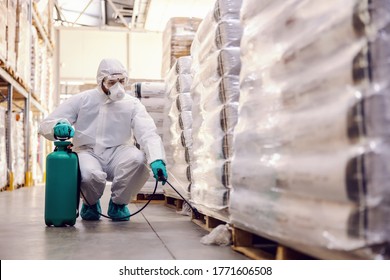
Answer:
[{"left": 45, "top": 141, "right": 79, "bottom": 227}]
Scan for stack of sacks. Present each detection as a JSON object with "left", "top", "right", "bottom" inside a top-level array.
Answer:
[
  {"left": 45, "top": 56, "right": 54, "bottom": 110},
  {"left": 231, "top": 0, "right": 390, "bottom": 258},
  {"left": 161, "top": 17, "right": 202, "bottom": 78},
  {"left": 16, "top": 0, "right": 31, "bottom": 88},
  {"left": 132, "top": 81, "right": 166, "bottom": 194},
  {"left": 163, "top": 56, "right": 193, "bottom": 200},
  {"left": 190, "top": 0, "right": 242, "bottom": 214},
  {"left": 0, "top": 107, "right": 7, "bottom": 188},
  {"left": 11, "top": 112, "right": 25, "bottom": 186},
  {"left": 6, "top": 0, "right": 17, "bottom": 70},
  {"left": 30, "top": 27, "right": 39, "bottom": 96},
  {"left": 29, "top": 116, "right": 43, "bottom": 184},
  {"left": 37, "top": 44, "right": 49, "bottom": 107},
  {"left": 0, "top": 0, "right": 6, "bottom": 60}
]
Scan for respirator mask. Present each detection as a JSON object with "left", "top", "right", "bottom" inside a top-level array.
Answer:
[{"left": 103, "top": 74, "right": 128, "bottom": 101}]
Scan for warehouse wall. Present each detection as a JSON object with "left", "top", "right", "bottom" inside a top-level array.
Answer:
[
  {"left": 58, "top": 28, "right": 162, "bottom": 83},
  {"left": 128, "top": 31, "right": 162, "bottom": 79}
]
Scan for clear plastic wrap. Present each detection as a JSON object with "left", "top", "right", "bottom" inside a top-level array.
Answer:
[
  {"left": 0, "top": 1, "right": 6, "bottom": 60},
  {"left": 234, "top": 86, "right": 390, "bottom": 153},
  {"left": 166, "top": 74, "right": 193, "bottom": 96},
  {"left": 213, "top": 0, "right": 243, "bottom": 22},
  {"left": 176, "top": 92, "right": 193, "bottom": 112},
  {"left": 165, "top": 56, "right": 193, "bottom": 87},
  {"left": 200, "top": 224, "right": 232, "bottom": 246},
  {"left": 132, "top": 82, "right": 166, "bottom": 98},
  {"left": 199, "top": 47, "right": 241, "bottom": 84},
  {"left": 163, "top": 57, "right": 194, "bottom": 200},
  {"left": 190, "top": 179, "right": 230, "bottom": 210},
  {"left": 198, "top": 20, "right": 243, "bottom": 63},
  {"left": 162, "top": 18, "right": 201, "bottom": 77},
  {"left": 231, "top": 0, "right": 390, "bottom": 256},
  {"left": 11, "top": 113, "right": 25, "bottom": 186},
  {"left": 0, "top": 107, "right": 7, "bottom": 188},
  {"left": 138, "top": 97, "right": 165, "bottom": 113},
  {"left": 230, "top": 188, "right": 390, "bottom": 251},
  {"left": 190, "top": 1, "right": 243, "bottom": 212},
  {"left": 232, "top": 142, "right": 390, "bottom": 204}
]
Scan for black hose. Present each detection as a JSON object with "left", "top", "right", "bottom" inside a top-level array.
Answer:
[
  {"left": 80, "top": 178, "right": 159, "bottom": 221},
  {"left": 80, "top": 169, "right": 200, "bottom": 221}
]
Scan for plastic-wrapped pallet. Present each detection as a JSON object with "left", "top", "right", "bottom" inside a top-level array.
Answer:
[
  {"left": 11, "top": 112, "right": 25, "bottom": 186},
  {"left": 45, "top": 56, "right": 54, "bottom": 110},
  {"left": 231, "top": 0, "right": 390, "bottom": 259},
  {"left": 190, "top": 0, "right": 242, "bottom": 214},
  {"left": 6, "top": 0, "right": 17, "bottom": 70},
  {"left": 30, "top": 27, "right": 39, "bottom": 95},
  {"left": 161, "top": 17, "right": 202, "bottom": 78},
  {"left": 0, "top": 107, "right": 7, "bottom": 188},
  {"left": 191, "top": 0, "right": 243, "bottom": 72},
  {"left": 29, "top": 116, "right": 43, "bottom": 184},
  {"left": 132, "top": 82, "right": 166, "bottom": 195},
  {"left": 163, "top": 56, "right": 193, "bottom": 200},
  {"left": 16, "top": 0, "right": 31, "bottom": 88},
  {"left": 0, "top": 0, "right": 7, "bottom": 60},
  {"left": 163, "top": 57, "right": 193, "bottom": 155}
]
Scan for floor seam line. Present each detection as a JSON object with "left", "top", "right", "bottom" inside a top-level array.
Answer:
[{"left": 137, "top": 204, "right": 177, "bottom": 260}]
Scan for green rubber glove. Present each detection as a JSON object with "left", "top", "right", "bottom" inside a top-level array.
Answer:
[
  {"left": 53, "top": 121, "right": 74, "bottom": 139},
  {"left": 150, "top": 160, "right": 168, "bottom": 185}
]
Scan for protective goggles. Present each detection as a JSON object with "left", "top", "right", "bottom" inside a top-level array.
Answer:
[{"left": 103, "top": 74, "right": 128, "bottom": 88}]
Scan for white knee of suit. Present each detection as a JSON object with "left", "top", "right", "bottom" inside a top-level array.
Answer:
[
  {"left": 110, "top": 147, "right": 150, "bottom": 205},
  {"left": 80, "top": 168, "right": 107, "bottom": 204}
]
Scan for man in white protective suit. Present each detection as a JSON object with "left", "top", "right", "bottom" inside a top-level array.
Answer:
[{"left": 39, "top": 58, "right": 168, "bottom": 221}]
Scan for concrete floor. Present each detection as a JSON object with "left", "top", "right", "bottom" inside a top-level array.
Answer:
[{"left": 0, "top": 184, "right": 248, "bottom": 260}]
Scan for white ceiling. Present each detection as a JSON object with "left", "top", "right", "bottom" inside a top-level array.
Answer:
[{"left": 54, "top": 0, "right": 214, "bottom": 31}]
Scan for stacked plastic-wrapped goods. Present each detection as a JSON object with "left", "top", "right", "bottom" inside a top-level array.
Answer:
[
  {"left": 29, "top": 116, "right": 42, "bottom": 185},
  {"left": 0, "top": 107, "right": 7, "bottom": 189},
  {"left": 6, "top": 0, "right": 17, "bottom": 70},
  {"left": 161, "top": 17, "right": 202, "bottom": 78},
  {"left": 190, "top": 0, "right": 242, "bottom": 217},
  {"left": 0, "top": 0, "right": 6, "bottom": 61},
  {"left": 163, "top": 56, "right": 193, "bottom": 200},
  {"left": 132, "top": 82, "right": 166, "bottom": 194},
  {"left": 231, "top": 0, "right": 390, "bottom": 258},
  {"left": 30, "top": 27, "right": 39, "bottom": 96},
  {"left": 45, "top": 56, "right": 54, "bottom": 110},
  {"left": 16, "top": 0, "right": 31, "bottom": 88},
  {"left": 11, "top": 112, "right": 25, "bottom": 186}
]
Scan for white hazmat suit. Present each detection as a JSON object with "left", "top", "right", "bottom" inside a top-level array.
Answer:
[{"left": 39, "top": 59, "right": 166, "bottom": 206}]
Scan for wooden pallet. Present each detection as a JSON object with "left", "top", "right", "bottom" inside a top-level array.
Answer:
[
  {"left": 191, "top": 211, "right": 226, "bottom": 232},
  {"left": 231, "top": 226, "right": 314, "bottom": 260},
  {"left": 131, "top": 193, "right": 165, "bottom": 203},
  {"left": 0, "top": 60, "right": 30, "bottom": 92},
  {"left": 164, "top": 195, "right": 184, "bottom": 211}
]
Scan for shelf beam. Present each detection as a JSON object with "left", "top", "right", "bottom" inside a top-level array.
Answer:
[
  {"left": 0, "top": 67, "right": 47, "bottom": 114},
  {"left": 0, "top": 67, "right": 28, "bottom": 98}
]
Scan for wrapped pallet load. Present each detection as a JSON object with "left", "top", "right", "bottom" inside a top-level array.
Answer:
[
  {"left": 231, "top": 0, "right": 390, "bottom": 259},
  {"left": 0, "top": 107, "right": 7, "bottom": 189},
  {"left": 132, "top": 82, "right": 166, "bottom": 195},
  {"left": 11, "top": 112, "right": 25, "bottom": 187},
  {"left": 0, "top": 0, "right": 7, "bottom": 61},
  {"left": 29, "top": 115, "right": 43, "bottom": 185},
  {"left": 6, "top": 0, "right": 17, "bottom": 70},
  {"left": 163, "top": 56, "right": 193, "bottom": 200},
  {"left": 16, "top": 0, "right": 31, "bottom": 88},
  {"left": 161, "top": 17, "right": 202, "bottom": 78},
  {"left": 190, "top": 0, "right": 242, "bottom": 220}
]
